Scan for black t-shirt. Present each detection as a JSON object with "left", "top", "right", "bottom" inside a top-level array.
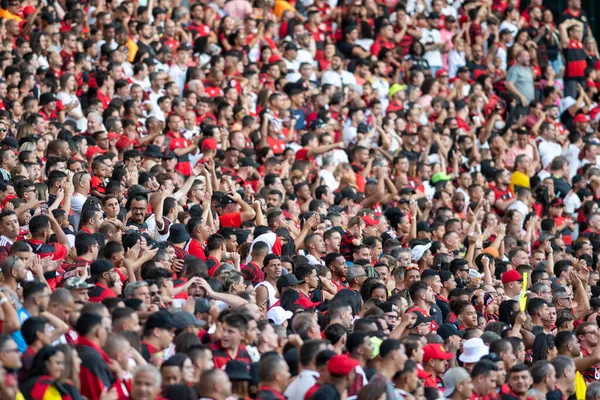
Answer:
[
  {"left": 336, "top": 42, "right": 356, "bottom": 60},
  {"left": 309, "top": 384, "right": 341, "bottom": 400}
]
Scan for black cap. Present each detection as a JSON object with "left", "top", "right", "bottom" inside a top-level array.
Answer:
[
  {"left": 39, "top": 93, "right": 56, "bottom": 106},
  {"left": 417, "top": 221, "right": 432, "bottom": 232},
  {"left": 169, "top": 223, "right": 190, "bottom": 243},
  {"left": 428, "top": 11, "right": 440, "bottom": 19},
  {"left": 357, "top": 123, "right": 369, "bottom": 134},
  {"left": 218, "top": 195, "right": 236, "bottom": 207},
  {"left": 284, "top": 42, "right": 299, "bottom": 52},
  {"left": 63, "top": 120, "right": 81, "bottom": 132},
  {"left": 91, "top": 259, "right": 113, "bottom": 276},
  {"left": 500, "top": 28, "right": 512, "bottom": 35},
  {"left": 195, "top": 297, "right": 211, "bottom": 314},
  {"left": 144, "top": 144, "right": 163, "bottom": 158},
  {"left": 172, "top": 311, "right": 206, "bottom": 329},
  {"left": 457, "top": 66, "right": 470, "bottom": 74},
  {"left": 225, "top": 360, "right": 253, "bottom": 381},
  {"left": 437, "top": 323, "right": 465, "bottom": 339},
  {"left": 310, "top": 119, "right": 328, "bottom": 130},
  {"left": 277, "top": 274, "right": 301, "bottom": 292},
  {"left": 161, "top": 151, "right": 177, "bottom": 159},
  {"left": 409, "top": 311, "right": 433, "bottom": 328},
  {"left": 145, "top": 310, "right": 174, "bottom": 330},
  {"left": 128, "top": 184, "right": 152, "bottom": 198},
  {"left": 239, "top": 157, "right": 259, "bottom": 168}
]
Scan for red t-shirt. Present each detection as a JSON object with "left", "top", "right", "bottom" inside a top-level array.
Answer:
[{"left": 219, "top": 212, "right": 242, "bottom": 228}]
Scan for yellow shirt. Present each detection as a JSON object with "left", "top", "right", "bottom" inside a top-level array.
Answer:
[
  {"left": 0, "top": 8, "right": 22, "bottom": 22},
  {"left": 273, "top": 0, "right": 295, "bottom": 18}
]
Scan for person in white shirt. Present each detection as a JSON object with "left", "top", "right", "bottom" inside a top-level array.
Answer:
[
  {"left": 420, "top": 12, "right": 444, "bottom": 75},
  {"left": 285, "top": 340, "right": 329, "bottom": 400},
  {"left": 321, "top": 54, "right": 356, "bottom": 88},
  {"left": 169, "top": 45, "right": 190, "bottom": 95},
  {"left": 536, "top": 122, "right": 563, "bottom": 162}
]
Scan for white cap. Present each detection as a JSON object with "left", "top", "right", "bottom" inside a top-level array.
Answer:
[
  {"left": 267, "top": 306, "right": 293, "bottom": 325},
  {"left": 458, "top": 338, "right": 489, "bottom": 363},
  {"left": 411, "top": 243, "right": 432, "bottom": 262},
  {"left": 468, "top": 269, "right": 484, "bottom": 279},
  {"left": 443, "top": 367, "right": 471, "bottom": 397}
]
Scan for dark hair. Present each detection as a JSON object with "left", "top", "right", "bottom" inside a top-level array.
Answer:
[
  {"left": 21, "top": 316, "right": 48, "bottom": 345},
  {"left": 532, "top": 334, "right": 555, "bottom": 362}
]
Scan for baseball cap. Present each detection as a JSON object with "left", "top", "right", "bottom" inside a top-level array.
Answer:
[
  {"left": 63, "top": 276, "right": 94, "bottom": 290},
  {"left": 277, "top": 274, "right": 301, "bottom": 292},
  {"left": 144, "top": 144, "right": 163, "bottom": 158},
  {"left": 201, "top": 138, "right": 218, "bottom": 151},
  {"left": 39, "top": 93, "right": 56, "bottom": 106},
  {"left": 411, "top": 243, "right": 432, "bottom": 262},
  {"left": 501, "top": 270, "right": 522, "bottom": 284},
  {"left": 171, "top": 311, "right": 206, "bottom": 329},
  {"left": 389, "top": 83, "right": 406, "bottom": 97},
  {"left": 410, "top": 311, "right": 433, "bottom": 328},
  {"left": 145, "top": 310, "right": 174, "bottom": 330},
  {"left": 267, "top": 306, "right": 293, "bottom": 325},
  {"left": 90, "top": 260, "right": 113, "bottom": 276},
  {"left": 428, "top": 11, "right": 440, "bottom": 19},
  {"left": 361, "top": 215, "right": 379, "bottom": 227},
  {"left": 550, "top": 198, "right": 565, "bottom": 207},
  {"left": 86, "top": 146, "right": 107, "bottom": 158},
  {"left": 443, "top": 367, "right": 471, "bottom": 398},
  {"left": 431, "top": 172, "right": 452, "bottom": 184},
  {"left": 422, "top": 343, "right": 454, "bottom": 362},
  {"left": 195, "top": 297, "right": 211, "bottom": 314},
  {"left": 417, "top": 221, "right": 432, "bottom": 233},
  {"left": 437, "top": 323, "right": 465, "bottom": 340},
  {"left": 239, "top": 157, "right": 259, "bottom": 168},
  {"left": 128, "top": 184, "right": 152, "bottom": 198},
  {"left": 500, "top": 28, "right": 512, "bottom": 35},
  {"left": 327, "top": 354, "right": 360, "bottom": 376},
  {"left": 574, "top": 114, "right": 589, "bottom": 123}
]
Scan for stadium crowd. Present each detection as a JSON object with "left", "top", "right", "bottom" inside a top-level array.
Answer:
[{"left": 0, "top": 0, "right": 599, "bottom": 399}]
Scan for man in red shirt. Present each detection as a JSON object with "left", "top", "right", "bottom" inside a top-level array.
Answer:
[
  {"left": 88, "top": 260, "right": 119, "bottom": 302},
  {"left": 218, "top": 191, "right": 256, "bottom": 228},
  {"left": 492, "top": 169, "right": 516, "bottom": 216},
  {"left": 422, "top": 343, "right": 453, "bottom": 388}
]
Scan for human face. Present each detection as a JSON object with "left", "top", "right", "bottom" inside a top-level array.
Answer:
[
  {"left": 130, "top": 199, "right": 147, "bottom": 224},
  {"left": 265, "top": 259, "right": 283, "bottom": 280},
  {"left": 508, "top": 371, "right": 531, "bottom": 395},
  {"left": 0, "top": 213, "right": 19, "bottom": 238},
  {"left": 103, "top": 198, "right": 120, "bottom": 218},
  {"left": 221, "top": 323, "right": 243, "bottom": 350},
  {"left": 326, "top": 232, "right": 342, "bottom": 252},
  {"left": 461, "top": 305, "right": 478, "bottom": 328},
  {"left": 0, "top": 338, "right": 21, "bottom": 370},
  {"left": 371, "top": 288, "right": 387, "bottom": 302},
  {"left": 134, "top": 285, "right": 151, "bottom": 305},
  {"left": 134, "top": 370, "right": 161, "bottom": 400}
]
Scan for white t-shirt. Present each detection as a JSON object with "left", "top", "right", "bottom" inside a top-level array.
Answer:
[{"left": 420, "top": 28, "right": 442, "bottom": 67}]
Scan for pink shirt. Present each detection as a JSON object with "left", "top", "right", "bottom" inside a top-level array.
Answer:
[
  {"left": 223, "top": 0, "right": 252, "bottom": 20},
  {"left": 505, "top": 144, "right": 535, "bottom": 169},
  {"left": 440, "top": 29, "right": 456, "bottom": 68}
]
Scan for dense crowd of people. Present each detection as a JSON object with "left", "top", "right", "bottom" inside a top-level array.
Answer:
[{"left": 0, "top": 0, "right": 599, "bottom": 399}]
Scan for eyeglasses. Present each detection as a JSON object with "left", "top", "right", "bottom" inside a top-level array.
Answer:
[
  {"left": 558, "top": 296, "right": 574, "bottom": 301},
  {"left": 583, "top": 331, "right": 598, "bottom": 335},
  {"left": 2, "top": 347, "right": 18, "bottom": 353}
]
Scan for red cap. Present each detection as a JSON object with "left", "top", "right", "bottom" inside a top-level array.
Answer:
[
  {"left": 295, "top": 297, "right": 321, "bottom": 309},
  {"left": 574, "top": 114, "right": 589, "bottom": 123},
  {"left": 268, "top": 55, "right": 282, "bottom": 64},
  {"left": 86, "top": 146, "right": 107, "bottom": 158},
  {"left": 501, "top": 270, "right": 522, "bottom": 284},
  {"left": 116, "top": 136, "right": 135, "bottom": 151},
  {"left": 550, "top": 198, "right": 565, "bottom": 207},
  {"left": 327, "top": 354, "right": 360, "bottom": 376},
  {"left": 422, "top": 344, "right": 453, "bottom": 362},
  {"left": 23, "top": 5, "right": 35, "bottom": 16},
  {"left": 201, "top": 138, "right": 218, "bottom": 151},
  {"left": 361, "top": 215, "right": 379, "bottom": 227},
  {"left": 435, "top": 68, "right": 448, "bottom": 78}
]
